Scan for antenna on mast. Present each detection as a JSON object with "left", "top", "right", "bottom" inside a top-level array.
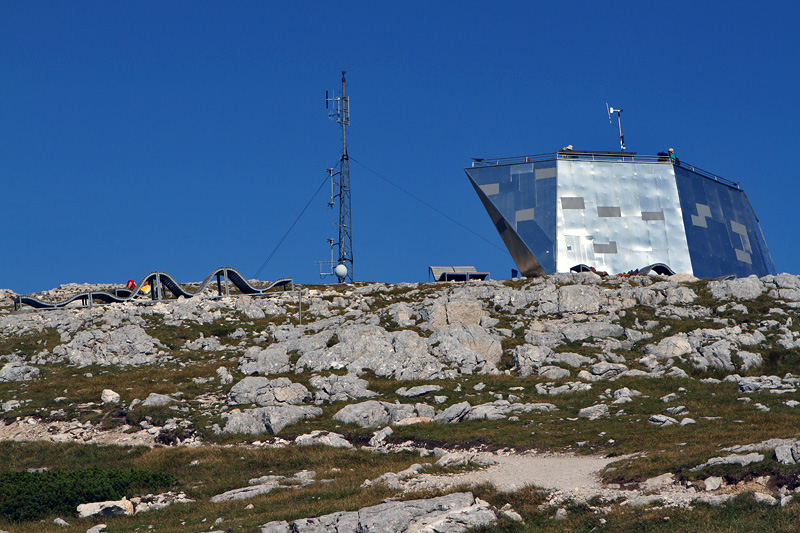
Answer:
[
  {"left": 606, "top": 103, "right": 626, "bottom": 151},
  {"left": 316, "top": 72, "right": 353, "bottom": 283}
]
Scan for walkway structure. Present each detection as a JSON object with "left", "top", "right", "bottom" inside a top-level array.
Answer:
[{"left": 14, "top": 267, "right": 293, "bottom": 310}]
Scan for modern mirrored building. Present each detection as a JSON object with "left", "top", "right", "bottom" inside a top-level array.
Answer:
[{"left": 465, "top": 151, "right": 774, "bottom": 278}]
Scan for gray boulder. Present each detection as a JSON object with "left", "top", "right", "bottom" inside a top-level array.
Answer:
[
  {"left": 547, "top": 352, "right": 593, "bottom": 368},
  {"left": 141, "top": 393, "right": 174, "bottom": 407},
  {"left": 212, "top": 471, "right": 315, "bottom": 503},
  {"left": 536, "top": 381, "right": 592, "bottom": 395},
  {"left": 465, "top": 400, "right": 557, "bottom": 421},
  {"left": 52, "top": 324, "right": 164, "bottom": 366},
  {"left": 513, "top": 345, "right": 553, "bottom": 376},
  {"left": 429, "top": 324, "right": 502, "bottom": 373},
  {"left": 396, "top": 385, "right": 443, "bottom": 397},
  {"left": 665, "top": 287, "right": 697, "bottom": 305},
  {"left": 386, "top": 302, "right": 416, "bottom": 327},
  {"left": 332, "top": 400, "right": 391, "bottom": 428},
  {"left": 421, "top": 295, "right": 487, "bottom": 329},
  {"left": 223, "top": 405, "right": 323, "bottom": 435},
  {"left": 590, "top": 362, "right": 628, "bottom": 380},
  {"left": 538, "top": 366, "right": 570, "bottom": 380},
  {"left": 434, "top": 401, "right": 472, "bottom": 424},
  {"left": 295, "top": 430, "right": 352, "bottom": 449},
  {"left": 644, "top": 334, "right": 692, "bottom": 359},
  {"left": 692, "top": 340, "right": 736, "bottom": 371},
  {"left": 691, "top": 452, "right": 765, "bottom": 471},
  {"left": 633, "top": 287, "right": 666, "bottom": 307},
  {"left": 0, "top": 362, "right": 39, "bottom": 382},
  {"left": 738, "top": 351, "right": 763, "bottom": 371},
  {"left": 775, "top": 445, "right": 796, "bottom": 465},
  {"left": 228, "top": 377, "right": 310, "bottom": 406},
  {"left": 708, "top": 277, "right": 765, "bottom": 300},
  {"left": 558, "top": 285, "right": 600, "bottom": 314},
  {"left": 578, "top": 404, "right": 609, "bottom": 420},
  {"left": 649, "top": 414, "right": 678, "bottom": 426},
  {"left": 271, "top": 492, "right": 497, "bottom": 533},
  {"left": 561, "top": 322, "right": 624, "bottom": 343},
  {"left": 77, "top": 498, "right": 134, "bottom": 518},
  {"left": 296, "top": 325, "right": 446, "bottom": 381},
  {"left": 310, "top": 373, "right": 377, "bottom": 403},
  {"left": 238, "top": 346, "right": 292, "bottom": 376},
  {"left": 733, "top": 375, "right": 783, "bottom": 393}
]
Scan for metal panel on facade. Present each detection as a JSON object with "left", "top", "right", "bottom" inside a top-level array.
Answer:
[
  {"left": 466, "top": 162, "right": 556, "bottom": 274},
  {"left": 554, "top": 159, "right": 693, "bottom": 274},
  {"left": 465, "top": 153, "right": 774, "bottom": 278},
  {"left": 673, "top": 166, "right": 772, "bottom": 278}
]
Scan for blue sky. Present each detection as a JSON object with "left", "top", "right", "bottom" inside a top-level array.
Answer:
[{"left": 3, "top": 2, "right": 799, "bottom": 293}]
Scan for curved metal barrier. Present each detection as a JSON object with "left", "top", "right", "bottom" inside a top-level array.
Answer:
[{"left": 14, "top": 267, "right": 293, "bottom": 310}]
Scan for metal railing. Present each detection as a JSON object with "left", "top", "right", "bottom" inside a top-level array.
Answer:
[{"left": 469, "top": 151, "right": 741, "bottom": 189}]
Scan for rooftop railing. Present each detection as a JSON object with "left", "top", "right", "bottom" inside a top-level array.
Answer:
[{"left": 469, "top": 151, "right": 740, "bottom": 189}]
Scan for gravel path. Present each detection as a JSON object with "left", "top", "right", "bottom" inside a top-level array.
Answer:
[{"left": 414, "top": 451, "right": 620, "bottom": 492}]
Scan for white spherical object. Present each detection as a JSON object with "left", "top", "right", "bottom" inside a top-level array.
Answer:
[{"left": 334, "top": 264, "right": 348, "bottom": 279}]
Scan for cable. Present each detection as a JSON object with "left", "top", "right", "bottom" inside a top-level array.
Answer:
[
  {"left": 254, "top": 174, "right": 330, "bottom": 279},
  {"left": 350, "top": 157, "right": 507, "bottom": 253}
]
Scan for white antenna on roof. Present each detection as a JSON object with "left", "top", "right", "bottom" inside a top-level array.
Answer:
[{"left": 606, "top": 103, "right": 626, "bottom": 151}]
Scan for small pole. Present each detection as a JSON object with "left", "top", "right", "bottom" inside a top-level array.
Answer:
[{"left": 298, "top": 289, "right": 303, "bottom": 325}]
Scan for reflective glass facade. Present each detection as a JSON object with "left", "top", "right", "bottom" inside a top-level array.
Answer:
[{"left": 466, "top": 154, "right": 775, "bottom": 278}]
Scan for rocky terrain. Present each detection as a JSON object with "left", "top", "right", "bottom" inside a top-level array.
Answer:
[{"left": 1, "top": 271, "right": 800, "bottom": 532}]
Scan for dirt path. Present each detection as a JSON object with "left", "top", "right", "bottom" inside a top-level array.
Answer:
[{"left": 412, "top": 451, "right": 619, "bottom": 493}]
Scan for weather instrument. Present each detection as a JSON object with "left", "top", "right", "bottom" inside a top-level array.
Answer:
[
  {"left": 316, "top": 72, "right": 353, "bottom": 283},
  {"left": 606, "top": 103, "right": 626, "bottom": 151}
]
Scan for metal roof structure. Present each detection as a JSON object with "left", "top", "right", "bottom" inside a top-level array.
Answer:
[
  {"left": 428, "top": 266, "right": 490, "bottom": 282},
  {"left": 465, "top": 150, "right": 775, "bottom": 278}
]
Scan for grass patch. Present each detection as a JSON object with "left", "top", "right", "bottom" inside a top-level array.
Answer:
[{"left": 0, "top": 468, "right": 175, "bottom": 522}]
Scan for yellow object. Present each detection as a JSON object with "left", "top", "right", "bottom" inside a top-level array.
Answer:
[{"left": 141, "top": 282, "right": 151, "bottom": 295}]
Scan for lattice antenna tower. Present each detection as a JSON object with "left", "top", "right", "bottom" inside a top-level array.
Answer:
[{"left": 322, "top": 71, "right": 353, "bottom": 283}]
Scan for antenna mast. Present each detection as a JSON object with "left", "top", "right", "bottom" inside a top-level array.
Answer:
[
  {"left": 606, "top": 103, "right": 626, "bottom": 151},
  {"left": 322, "top": 72, "right": 353, "bottom": 283}
]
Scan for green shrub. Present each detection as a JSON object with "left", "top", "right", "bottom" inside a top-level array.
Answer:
[{"left": 0, "top": 468, "right": 176, "bottom": 522}]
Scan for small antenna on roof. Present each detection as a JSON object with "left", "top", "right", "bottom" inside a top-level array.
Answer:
[{"left": 606, "top": 103, "right": 626, "bottom": 151}]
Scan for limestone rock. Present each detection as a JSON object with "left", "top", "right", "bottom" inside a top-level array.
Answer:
[
  {"left": 538, "top": 366, "right": 570, "bottom": 380},
  {"left": 434, "top": 401, "right": 472, "bottom": 424},
  {"left": 141, "top": 393, "right": 175, "bottom": 407},
  {"left": 753, "top": 492, "right": 778, "bottom": 506},
  {"left": 222, "top": 405, "right": 323, "bottom": 435},
  {"left": 578, "top": 404, "right": 609, "bottom": 420},
  {"left": 396, "top": 384, "right": 443, "bottom": 397},
  {"left": 311, "top": 373, "right": 377, "bottom": 403},
  {"left": 332, "top": 400, "right": 391, "bottom": 428},
  {"left": 649, "top": 414, "right": 678, "bottom": 426},
  {"left": 421, "top": 295, "right": 487, "bottom": 329},
  {"left": 0, "top": 362, "right": 39, "bottom": 382},
  {"left": 238, "top": 346, "right": 292, "bottom": 376},
  {"left": 264, "top": 492, "right": 497, "bottom": 533},
  {"left": 429, "top": 324, "right": 502, "bottom": 373},
  {"left": 369, "top": 426, "right": 393, "bottom": 447},
  {"left": 216, "top": 366, "right": 233, "bottom": 385},
  {"left": 52, "top": 324, "right": 165, "bottom": 367},
  {"left": 77, "top": 498, "right": 134, "bottom": 518},
  {"left": 558, "top": 285, "right": 600, "bottom": 314},
  {"left": 228, "top": 377, "right": 310, "bottom": 406},
  {"left": 295, "top": 430, "right": 352, "bottom": 449},
  {"left": 704, "top": 476, "right": 723, "bottom": 491},
  {"left": 708, "top": 277, "right": 765, "bottom": 300},
  {"left": 561, "top": 321, "right": 624, "bottom": 343},
  {"left": 100, "top": 389, "right": 120, "bottom": 404},
  {"left": 513, "top": 344, "right": 553, "bottom": 376},
  {"left": 691, "top": 452, "right": 765, "bottom": 471}
]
